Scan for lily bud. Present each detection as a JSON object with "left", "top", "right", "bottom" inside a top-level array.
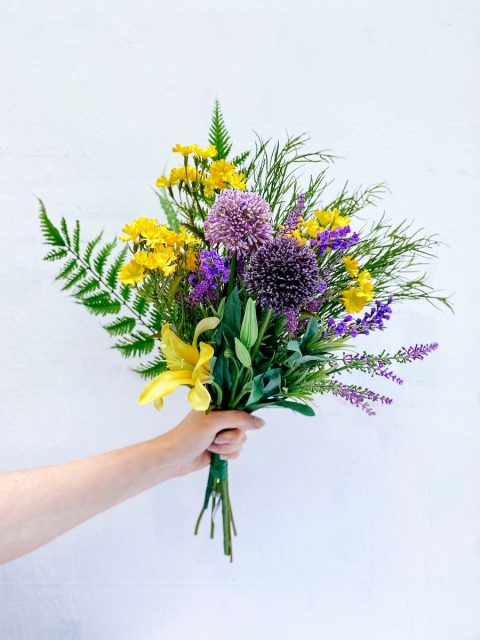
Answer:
[
  {"left": 240, "top": 298, "right": 258, "bottom": 348},
  {"left": 234, "top": 337, "right": 252, "bottom": 368}
]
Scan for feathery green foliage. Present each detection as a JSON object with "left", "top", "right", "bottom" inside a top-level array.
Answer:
[{"left": 209, "top": 99, "right": 232, "bottom": 160}]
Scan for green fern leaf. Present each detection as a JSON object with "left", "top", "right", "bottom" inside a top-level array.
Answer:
[
  {"left": 208, "top": 99, "right": 232, "bottom": 160},
  {"left": 62, "top": 267, "right": 87, "bottom": 291},
  {"left": 148, "top": 308, "right": 164, "bottom": 332},
  {"left": 134, "top": 356, "right": 167, "bottom": 379},
  {"left": 103, "top": 316, "right": 136, "bottom": 336},
  {"left": 60, "top": 217, "right": 71, "bottom": 247},
  {"left": 82, "top": 292, "right": 121, "bottom": 316},
  {"left": 156, "top": 191, "right": 180, "bottom": 231},
  {"left": 39, "top": 200, "right": 65, "bottom": 247},
  {"left": 114, "top": 332, "right": 155, "bottom": 358},
  {"left": 43, "top": 248, "right": 68, "bottom": 261},
  {"left": 74, "top": 277, "right": 101, "bottom": 298},
  {"left": 133, "top": 292, "right": 149, "bottom": 316},
  {"left": 93, "top": 239, "right": 116, "bottom": 277},
  {"left": 84, "top": 231, "right": 103, "bottom": 265},
  {"left": 106, "top": 246, "right": 128, "bottom": 289},
  {"left": 73, "top": 220, "right": 80, "bottom": 253},
  {"left": 120, "top": 284, "right": 132, "bottom": 302},
  {"left": 55, "top": 258, "right": 77, "bottom": 280},
  {"left": 232, "top": 150, "right": 250, "bottom": 167}
]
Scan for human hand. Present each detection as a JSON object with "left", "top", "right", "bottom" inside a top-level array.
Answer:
[{"left": 160, "top": 409, "right": 265, "bottom": 477}]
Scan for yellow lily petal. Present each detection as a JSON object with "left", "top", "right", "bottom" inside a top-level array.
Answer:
[
  {"left": 161, "top": 324, "right": 198, "bottom": 370},
  {"left": 188, "top": 378, "right": 211, "bottom": 411},
  {"left": 192, "top": 342, "right": 214, "bottom": 381},
  {"left": 154, "top": 396, "right": 164, "bottom": 411},
  {"left": 193, "top": 316, "right": 220, "bottom": 348},
  {"left": 138, "top": 369, "right": 193, "bottom": 405}
]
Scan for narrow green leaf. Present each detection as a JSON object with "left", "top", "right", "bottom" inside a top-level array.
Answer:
[
  {"left": 103, "top": 316, "right": 136, "bottom": 336},
  {"left": 38, "top": 200, "right": 65, "bottom": 247},
  {"left": 60, "top": 217, "right": 71, "bottom": 247},
  {"left": 62, "top": 267, "right": 87, "bottom": 291},
  {"left": 134, "top": 357, "right": 167, "bottom": 379},
  {"left": 208, "top": 99, "right": 232, "bottom": 160},
  {"left": 114, "top": 332, "right": 155, "bottom": 358},
  {"left": 93, "top": 239, "right": 116, "bottom": 276},
  {"left": 82, "top": 292, "right": 121, "bottom": 316},
  {"left": 43, "top": 248, "right": 68, "bottom": 261},
  {"left": 74, "top": 277, "right": 100, "bottom": 298},
  {"left": 133, "top": 293, "right": 149, "bottom": 316},
  {"left": 73, "top": 220, "right": 80, "bottom": 253},
  {"left": 55, "top": 258, "right": 77, "bottom": 280},
  {"left": 234, "top": 337, "right": 252, "bottom": 368},
  {"left": 156, "top": 191, "right": 180, "bottom": 231},
  {"left": 84, "top": 231, "right": 103, "bottom": 265},
  {"left": 120, "top": 284, "right": 132, "bottom": 301},
  {"left": 106, "top": 245, "right": 128, "bottom": 289}
]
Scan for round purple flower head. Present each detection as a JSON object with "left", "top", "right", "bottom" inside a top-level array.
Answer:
[
  {"left": 244, "top": 236, "right": 321, "bottom": 314},
  {"left": 205, "top": 190, "right": 273, "bottom": 255}
]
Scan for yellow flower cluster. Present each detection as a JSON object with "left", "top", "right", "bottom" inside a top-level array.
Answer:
[
  {"left": 118, "top": 217, "right": 199, "bottom": 285},
  {"left": 155, "top": 143, "right": 246, "bottom": 195},
  {"left": 287, "top": 208, "right": 351, "bottom": 244},
  {"left": 341, "top": 269, "right": 374, "bottom": 314}
]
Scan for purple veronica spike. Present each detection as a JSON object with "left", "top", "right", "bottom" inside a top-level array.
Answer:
[
  {"left": 325, "top": 298, "right": 393, "bottom": 338},
  {"left": 282, "top": 193, "right": 306, "bottom": 233},
  {"left": 310, "top": 225, "right": 360, "bottom": 255},
  {"left": 188, "top": 250, "right": 229, "bottom": 304}
]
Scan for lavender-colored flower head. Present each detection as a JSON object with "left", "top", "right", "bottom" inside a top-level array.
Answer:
[
  {"left": 244, "top": 236, "right": 321, "bottom": 315},
  {"left": 311, "top": 225, "right": 360, "bottom": 254},
  {"left": 205, "top": 190, "right": 273, "bottom": 255},
  {"left": 187, "top": 250, "right": 229, "bottom": 304},
  {"left": 325, "top": 298, "right": 393, "bottom": 339},
  {"left": 282, "top": 193, "right": 306, "bottom": 233}
]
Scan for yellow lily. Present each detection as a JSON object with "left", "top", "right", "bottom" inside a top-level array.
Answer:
[{"left": 138, "top": 317, "right": 220, "bottom": 411}]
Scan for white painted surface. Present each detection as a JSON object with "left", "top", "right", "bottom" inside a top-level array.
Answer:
[{"left": 0, "top": 1, "right": 479, "bottom": 638}]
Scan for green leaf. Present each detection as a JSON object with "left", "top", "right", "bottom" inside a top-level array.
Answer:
[
  {"left": 106, "top": 245, "right": 128, "bottom": 289},
  {"left": 103, "top": 316, "right": 136, "bottom": 336},
  {"left": 43, "top": 248, "right": 68, "bottom": 261},
  {"left": 134, "top": 356, "right": 167, "bottom": 379},
  {"left": 73, "top": 220, "right": 80, "bottom": 253},
  {"left": 234, "top": 337, "right": 252, "bottom": 368},
  {"left": 62, "top": 267, "right": 87, "bottom": 291},
  {"left": 60, "top": 217, "right": 70, "bottom": 247},
  {"left": 84, "top": 231, "right": 103, "bottom": 265},
  {"left": 232, "top": 150, "right": 250, "bottom": 168},
  {"left": 82, "top": 292, "right": 121, "bottom": 316},
  {"left": 156, "top": 191, "right": 180, "bottom": 231},
  {"left": 74, "top": 277, "right": 101, "bottom": 298},
  {"left": 39, "top": 200, "right": 65, "bottom": 247},
  {"left": 120, "top": 284, "right": 132, "bottom": 301},
  {"left": 93, "top": 239, "right": 116, "bottom": 276},
  {"left": 114, "top": 332, "right": 155, "bottom": 358},
  {"left": 55, "top": 258, "right": 77, "bottom": 280},
  {"left": 274, "top": 400, "right": 315, "bottom": 416},
  {"left": 133, "top": 292, "right": 149, "bottom": 316},
  {"left": 221, "top": 287, "right": 241, "bottom": 343},
  {"left": 208, "top": 99, "right": 232, "bottom": 160}
]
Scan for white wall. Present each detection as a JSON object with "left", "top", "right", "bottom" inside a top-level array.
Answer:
[{"left": 1, "top": 1, "right": 479, "bottom": 638}]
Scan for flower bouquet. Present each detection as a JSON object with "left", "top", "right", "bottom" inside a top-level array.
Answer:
[{"left": 40, "top": 101, "right": 449, "bottom": 560}]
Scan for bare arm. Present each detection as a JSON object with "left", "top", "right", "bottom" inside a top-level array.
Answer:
[{"left": 0, "top": 410, "right": 264, "bottom": 565}]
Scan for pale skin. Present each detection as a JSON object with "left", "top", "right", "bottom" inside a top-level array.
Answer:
[{"left": 0, "top": 409, "right": 264, "bottom": 565}]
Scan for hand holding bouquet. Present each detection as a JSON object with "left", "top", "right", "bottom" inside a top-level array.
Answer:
[{"left": 40, "top": 102, "right": 449, "bottom": 560}]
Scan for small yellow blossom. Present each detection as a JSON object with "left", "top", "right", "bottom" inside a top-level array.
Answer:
[
  {"left": 171, "top": 143, "right": 199, "bottom": 156},
  {"left": 156, "top": 175, "right": 171, "bottom": 188},
  {"left": 341, "top": 287, "right": 372, "bottom": 314},
  {"left": 134, "top": 249, "right": 177, "bottom": 275},
  {"left": 119, "top": 260, "right": 146, "bottom": 285},
  {"left": 314, "top": 208, "right": 350, "bottom": 230},
  {"left": 227, "top": 172, "right": 247, "bottom": 190},
  {"left": 343, "top": 255, "right": 359, "bottom": 277},
  {"left": 119, "top": 217, "right": 159, "bottom": 243},
  {"left": 185, "top": 250, "right": 198, "bottom": 271},
  {"left": 194, "top": 144, "right": 218, "bottom": 160},
  {"left": 357, "top": 269, "right": 373, "bottom": 295}
]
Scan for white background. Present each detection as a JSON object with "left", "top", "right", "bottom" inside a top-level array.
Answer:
[{"left": 1, "top": 1, "right": 479, "bottom": 638}]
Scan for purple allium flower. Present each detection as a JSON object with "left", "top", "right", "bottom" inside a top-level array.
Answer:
[
  {"left": 311, "top": 225, "right": 360, "bottom": 255},
  {"left": 205, "top": 190, "right": 273, "bottom": 255},
  {"left": 244, "top": 236, "right": 322, "bottom": 315},
  {"left": 187, "top": 250, "right": 229, "bottom": 304},
  {"left": 325, "top": 298, "right": 393, "bottom": 338},
  {"left": 282, "top": 193, "right": 306, "bottom": 233}
]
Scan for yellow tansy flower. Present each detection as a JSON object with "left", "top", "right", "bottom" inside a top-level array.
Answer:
[
  {"left": 134, "top": 249, "right": 177, "bottom": 275},
  {"left": 227, "top": 172, "right": 247, "bottom": 190},
  {"left": 357, "top": 269, "right": 374, "bottom": 295},
  {"left": 172, "top": 143, "right": 199, "bottom": 156},
  {"left": 119, "top": 217, "right": 159, "bottom": 243},
  {"left": 341, "top": 287, "right": 372, "bottom": 314},
  {"left": 119, "top": 260, "right": 145, "bottom": 285},
  {"left": 156, "top": 175, "right": 171, "bottom": 188},
  {"left": 343, "top": 255, "right": 359, "bottom": 277},
  {"left": 194, "top": 144, "right": 218, "bottom": 159}
]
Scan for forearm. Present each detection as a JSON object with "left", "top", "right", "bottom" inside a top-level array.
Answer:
[{"left": 0, "top": 435, "right": 176, "bottom": 565}]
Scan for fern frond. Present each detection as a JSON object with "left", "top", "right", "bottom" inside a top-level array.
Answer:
[
  {"left": 106, "top": 246, "right": 128, "bottom": 289},
  {"left": 133, "top": 292, "right": 149, "bottom": 316},
  {"left": 55, "top": 258, "right": 77, "bottom": 280},
  {"left": 156, "top": 191, "right": 180, "bottom": 231},
  {"left": 120, "top": 284, "right": 132, "bottom": 301},
  {"left": 39, "top": 200, "right": 65, "bottom": 247},
  {"left": 62, "top": 267, "right": 87, "bottom": 291},
  {"left": 60, "top": 217, "right": 71, "bottom": 247},
  {"left": 134, "top": 356, "right": 167, "bottom": 379},
  {"left": 82, "top": 292, "right": 121, "bottom": 316},
  {"left": 208, "top": 99, "right": 232, "bottom": 160},
  {"left": 114, "top": 332, "right": 155, "bottom": 358},
  {"left": 74, "top": 277, "right": 101, "bottom": 298},
  {"left": 232, "top": 150, "right": 250, "bottom": 167},
  {"left": 73, "top": 220, "right": 80, "bottom": 253},
  {"left": 93, "top": 239, "right": 116, "bottom": 276},
  {"left": 84, "top": 231, "right": 103, "bottom": 265},
  {"left": 43, "top": 248, "right": 68, "bottom": 261},
  {"left": 103, "top": 316, "right": 136, "bottom": 336}
]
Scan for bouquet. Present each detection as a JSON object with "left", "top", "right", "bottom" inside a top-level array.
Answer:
[{"left": 40, "top": 101, "right": 450, "bottom": 560}]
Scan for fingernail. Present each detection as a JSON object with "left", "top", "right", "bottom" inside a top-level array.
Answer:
[{"left": 253, "top": 417, "right": 265, "bottom": 428}]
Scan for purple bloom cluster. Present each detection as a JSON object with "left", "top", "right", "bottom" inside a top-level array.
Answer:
[
  {"left": 187, "top": 250, "right": 229, "bottom": 304},
  {"left": 311, "top": 225, "right": 360, "bottom": 254},
  {"left": 325, "top": 298, "right": 393, "bottom": 338},
  {"left": 397, "top": 342, "right": 439, "bottom": 363},
  {"left": 205, "top": 190, "right": 273, "bottom": 255},
  {"left": 244, "top": 236, "right": 322, "bottom": 315},
  {"left": 330, "top": 380, "right": 393, "bottom": 416},
  {"left": 282, "top": 193, "right": 306, "bottom": 232}
]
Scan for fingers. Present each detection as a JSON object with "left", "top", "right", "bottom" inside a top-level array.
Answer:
[
  {"left": 206, "top": 410, "right": 265, "bottom": 436},
  {"left": 208, "top": 429, "right": 247, "bottom": 455}
]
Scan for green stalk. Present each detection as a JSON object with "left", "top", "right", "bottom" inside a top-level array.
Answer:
[
  {"left": 226, "top": 252, "right": 237, "bottom": 296},
  {"left": 250, "top": 308, "right": 273, "bottom": 362}
]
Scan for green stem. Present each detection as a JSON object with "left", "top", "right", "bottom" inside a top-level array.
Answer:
[
  {"left": 226, "top": 252, "right": 238, "bottom": 296},
  {"left": 250, "top": 308, "right": 273, "bottom": 362}
]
